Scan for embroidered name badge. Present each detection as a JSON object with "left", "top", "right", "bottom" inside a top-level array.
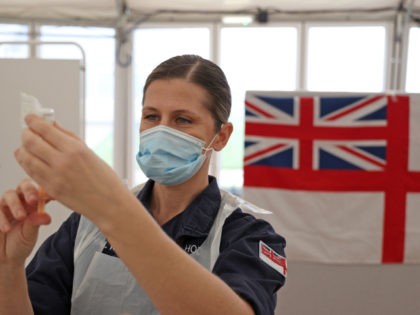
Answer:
[
  {"left": 259, "top": 240, "right": 287, "bottom": 277},
  {"left": 184, "top": 244, "right": 201, "bottom": 255},
  {"left": 102, "top": 240, "right": 118, "bottom": 257}
]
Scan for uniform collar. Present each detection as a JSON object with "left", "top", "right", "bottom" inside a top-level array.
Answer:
[{"left": 136, "top": 176, "right": 222, "bottom": 240}]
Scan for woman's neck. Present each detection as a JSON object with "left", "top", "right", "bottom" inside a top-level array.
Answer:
[{"left": 150, "top": 173, "right": 209, "bottom": 225}]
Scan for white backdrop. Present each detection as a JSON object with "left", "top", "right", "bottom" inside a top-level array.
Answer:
[{"left": 0, "top": 58, "right": 82, "bottom": 263}]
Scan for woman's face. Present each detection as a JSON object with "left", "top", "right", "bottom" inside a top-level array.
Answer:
[{"left": 141, "top": 78, "right": 216, "bottom": 145}]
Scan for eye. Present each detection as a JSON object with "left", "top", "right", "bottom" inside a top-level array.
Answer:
[
  {"left": 143, "top": 114, "right": 159, "bottom": 121},
  {"left": 175, "top": 116, "right": 192, "bottom": 124}
]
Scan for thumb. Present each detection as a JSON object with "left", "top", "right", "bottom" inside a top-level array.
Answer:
[{"left": 21, "top": 212, "right": 51, "bottom": 246}]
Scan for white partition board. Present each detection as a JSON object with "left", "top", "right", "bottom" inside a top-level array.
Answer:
[{"left": 0, "top": 58, "right": 82, "bottom": 263}]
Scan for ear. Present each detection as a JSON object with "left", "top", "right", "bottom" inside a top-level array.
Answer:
[{"left": 213, "top": 122, "right": 233, "bottom": 151}]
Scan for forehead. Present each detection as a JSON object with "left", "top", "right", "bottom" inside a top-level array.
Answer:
[{"left": 143, "top": 78, "right": 210, "bottom": 113}]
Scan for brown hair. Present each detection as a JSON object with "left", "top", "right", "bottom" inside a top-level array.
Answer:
[{"left": 142, "top": 55, "right": 231, "bottom": 131}]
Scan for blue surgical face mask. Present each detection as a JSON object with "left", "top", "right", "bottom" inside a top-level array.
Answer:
[{"left": 136, "top": 125, "right": 217, "bottom": 186}]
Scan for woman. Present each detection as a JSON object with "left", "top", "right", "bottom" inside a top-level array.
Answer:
[{"left": 0, "top": 55, "right": 286, "bottom": 315}]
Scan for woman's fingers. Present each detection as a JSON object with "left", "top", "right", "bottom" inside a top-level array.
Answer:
[
  {"left": 24, "top": 211, "right": 52, "bottom": 240},
  {"left": 1, "top": 190, "right": 27, "bottom": 222},
  {"left": 0, "top": 179, "right": 52, "bottom": 234},
  {"left": 18, "top": 115, "right": 88, "bottom": 194},
  {"left": 20, "top": 127, "right": 55, "bottom": 167},
  {"left": 53, "top": 120, "right": 81, "bottom": 140},
  {"left": 16, "top": 178, "right": 40, "bottom": 205},
  {"left": 0, "top": 205, "right": 13, "bottom": 232},
  {"left": 0, "top": 191, "right": 26, "bottom": 233},
  {"left": 24, "top": 114, "right": 82, "bottom": 153},
  {"left": 0, "top": 178, "right": 41, "bottom": 231},
  {"left": 14, "top": 146, "right": 50, "bottom": 188}
]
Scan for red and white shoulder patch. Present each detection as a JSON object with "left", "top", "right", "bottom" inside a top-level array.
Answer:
[{"left": 259, "top": 240, "right": 287, "bottom": 277}]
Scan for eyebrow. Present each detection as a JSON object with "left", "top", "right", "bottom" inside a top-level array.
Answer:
[
  {"left": 142, "top": 107, "right": 200, "bottom": 117},
  {"left": 172, "top": 109, "right": 200, "bottom": 117}
]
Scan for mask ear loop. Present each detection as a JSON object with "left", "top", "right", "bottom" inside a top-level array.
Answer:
[{"left": 202, "top": 123, "right": 224, "bottom": 153}]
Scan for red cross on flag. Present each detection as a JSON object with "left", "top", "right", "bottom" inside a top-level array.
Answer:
[{"left": 243, "top": 92, "right": 420, "bottom": 263}]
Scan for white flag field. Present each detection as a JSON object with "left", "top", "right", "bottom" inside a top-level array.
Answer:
[{"left": 243, "top": 91, "right": 420, "bottom": 263}]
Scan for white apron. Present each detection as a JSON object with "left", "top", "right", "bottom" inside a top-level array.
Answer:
[{"left": 70, "top": 188, "right": 255, "bottom": 315}]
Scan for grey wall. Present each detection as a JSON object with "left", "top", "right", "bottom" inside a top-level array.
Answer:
[{"left": 276, "top": 261, "right": 420, "bottom": 315}]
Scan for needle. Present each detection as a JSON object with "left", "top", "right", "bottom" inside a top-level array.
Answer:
[{"left": 37, "top": 186, "right": 46, "bottom": 213}]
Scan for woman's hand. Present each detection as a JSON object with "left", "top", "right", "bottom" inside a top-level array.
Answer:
[
  {"left": 0, "top": 179, "right": 51, "bottom": 266},
  {"left": 14, "top": 114, "right": 129, "bottom": 225}
]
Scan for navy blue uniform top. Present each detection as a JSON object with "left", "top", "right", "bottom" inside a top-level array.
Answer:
[{"left": 26, "top": 176, "right": 286, "bottom": 315}]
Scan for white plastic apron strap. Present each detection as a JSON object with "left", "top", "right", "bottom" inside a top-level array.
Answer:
[{"left": 190, "top": 191, "right": 238, "bottom": 270}]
